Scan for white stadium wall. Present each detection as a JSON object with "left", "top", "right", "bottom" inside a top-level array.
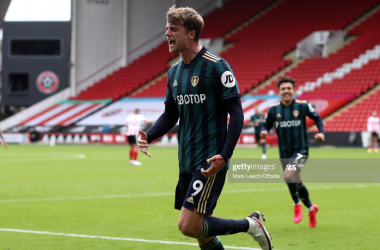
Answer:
[
  {"left": 72, "top": 0, "right": 126, "bottom": 96},
  {"left": 126, "top": 0, "right": 172, "bottom": 64}
]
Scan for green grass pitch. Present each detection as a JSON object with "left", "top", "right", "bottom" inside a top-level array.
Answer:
[{"left": 1, "top": 144, "right": 379, "bottom": 249}]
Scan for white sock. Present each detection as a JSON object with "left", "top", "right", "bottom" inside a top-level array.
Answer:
[{"left": 307, "top": 206, "right": 313, "bottom": 212}]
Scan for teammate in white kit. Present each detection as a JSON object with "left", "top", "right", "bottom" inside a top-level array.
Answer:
[
  {"left": 367, "top": 110, "right": 380, "bottom": 153},
  {"left": 125, "top": 109, "right": 149, "bottom": 165}
]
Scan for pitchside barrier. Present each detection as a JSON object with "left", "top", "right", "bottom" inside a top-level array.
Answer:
[{"left": 4, "top": 130, "right": 377, "bottom": 147}]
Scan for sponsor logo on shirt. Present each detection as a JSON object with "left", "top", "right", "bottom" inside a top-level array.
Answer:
[
  {"left": 275, "top": 120, "right": 301, "bottom": 128},
  {"left": 174, "top": 94, "right": 206, "bottom": 105},
  {"left": 221, "top": 71, "right": 235, "bottom": 88}
]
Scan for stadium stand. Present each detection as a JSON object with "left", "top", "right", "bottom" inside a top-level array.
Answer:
[
  {"left": 134, "top": 0, "right": 379, "bottom": 98},
  {"left": 72, "top": 0, "right": 276, "bottom": 100},
  {"left": 71, "top": 42, "right": 176, "bottom": 101},
  {"left": 324, "top": 88, "right": 380, "bottom": 131},
  {"left": 131, "top": 0, "right": 277, "bottom": 98},
  {"left": 132, "top": 76, "right": 169, "bottom": 98},
  {"left": 289, "top": 6, "right": 380, "bottom": 132},
  {"left": 246, "top": 0, "right": 380, "bottom": 133},
  {"left": 201, "top": 0, "right": 275, "bottom": 38},
  {"left": 254, "top": 0, "right": 380, "bottom": 95},
  {"left": 10, "top": 0, "right": 380, "bottom": 134},
  {"left": 310, "top": 56, "right": 380, "bottom": 97}
]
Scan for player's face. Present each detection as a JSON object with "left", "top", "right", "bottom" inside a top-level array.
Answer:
[
  {"left": 373, "top": 111, "right": 378, "bottom": 117},
  {"left": 279, "top": 82, "right": 294, "bottom": 102},
  {"left": 165, "top": 22, "right": 190, "bottom": 53}
]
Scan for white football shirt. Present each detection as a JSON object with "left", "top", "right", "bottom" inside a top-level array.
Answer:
[
  {"left": 367, "top": 116, "right": 380, "bottom": 133},
  {"left": 126, "top": 114, "right": 146, "bottom": 137}
]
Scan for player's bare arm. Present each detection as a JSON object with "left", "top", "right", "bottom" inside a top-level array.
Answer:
[{"left": 137, "top": 130, "right": 151, "bottom": 157}]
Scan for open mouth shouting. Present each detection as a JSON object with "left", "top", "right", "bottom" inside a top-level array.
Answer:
[{"left": 168, "top": 39, "right": 176, "bottom": 49}]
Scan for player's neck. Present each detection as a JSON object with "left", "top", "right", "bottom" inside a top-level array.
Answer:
[
  {"left": 282, "top": 99, "right": 293, "bottom": 107},
  {"left": 180, "top": 43, "right": 202, "bottom": 64}
]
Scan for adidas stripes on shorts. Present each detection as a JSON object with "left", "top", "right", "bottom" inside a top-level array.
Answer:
[{"left": 175, "top": 169, "right": 227, "bottom": 215}]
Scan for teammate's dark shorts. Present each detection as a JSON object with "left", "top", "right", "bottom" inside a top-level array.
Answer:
[
  {"left": 255, "top": 131, "right": 261, "bottom": 144},
  {"left": 175, "top": 169, "right": 227, "bottom": 215},
  {"left": 371, "top": 132, "right": 379, "bottom": 137},
  {"left": 280, "top": 152, "right": 308, "bottom": 172},
  {"left": 127, "top": 135, "right": 137, "bottom": 144}
]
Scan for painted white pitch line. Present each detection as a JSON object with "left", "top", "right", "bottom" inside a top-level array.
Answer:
[
  {"left": 1, "top": 183, "right": 379, "bottom": 203},
  {"left": 0, "top": 192, "right": 174, "bottom": 203},
  {"left": 0, "top": 228, "right": 262, "bottom": 250}
]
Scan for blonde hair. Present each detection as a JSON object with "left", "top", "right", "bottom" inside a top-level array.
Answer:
[{"left": 166, "top": 5, "right": 204, "bottom": 42}]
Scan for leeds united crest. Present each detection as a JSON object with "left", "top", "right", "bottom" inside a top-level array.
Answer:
[{"left": 191, "top": 76, "right": 199, "bottom": 87}]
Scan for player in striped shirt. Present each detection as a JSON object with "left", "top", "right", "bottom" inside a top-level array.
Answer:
[
  {"left": 138, "top": 5, "right": 273, "bottom": 250},
  {"left": 367, "top": 110, "right": 380, "bottom": 153},
  {"left": 261, "top": 76, "right": 325, "bottom": 228}
]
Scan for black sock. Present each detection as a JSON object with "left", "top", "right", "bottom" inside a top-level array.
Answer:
[
  {"left": 298, "top": 183, "right": 312, "bottom": 208},
  {"left": 261, "top": 142, "right": 266, "bottom": 154},
  {"left": 198, "top": 217, "right": 249, "bottom": 238},
  {"left": 286, "top": 182, "right": 300, "bottom": 204},
  {"left": 200, "top": 236, "right": 224, "bottom": 249}
]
